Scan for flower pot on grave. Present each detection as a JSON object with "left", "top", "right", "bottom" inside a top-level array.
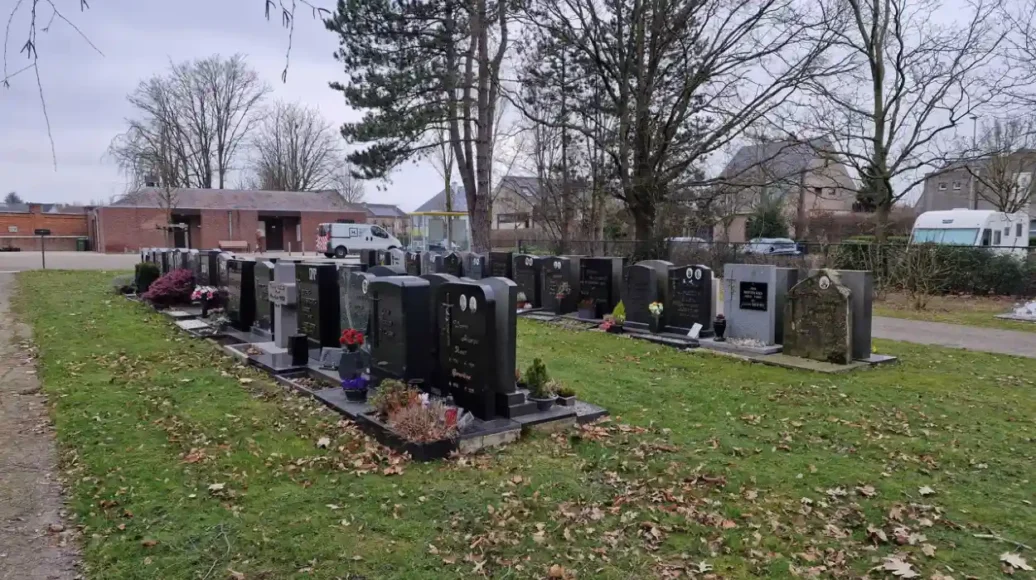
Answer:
[
  {"left": 341, "top": 375, "right": 369, "bottom": 402},
  {"left": 607, "top": 324, "right": 624, "bottom": 334},
  {"left": 344, "top": 387, "right": 368, "bottom": 402},
  {"left": 338, "top": 348, "right": 370, "bottom": 381},
  {"left": 577, "top": 307, "right": 595, "bottom": 320},
  {"left": 648, "top": 317, "right": 662, "bottom": 333},
  {"left": 529, "top": 396, "right": 557, "bottom": 412},
  {"left": 713, "top": 317, "right": 727, "bottom": 342}
]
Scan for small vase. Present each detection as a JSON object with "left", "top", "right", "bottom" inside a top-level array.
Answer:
[
  {"left": 201, "top": 301, "right": 209, "bottom": 318},
  {"left": 344, "top": 388, "right": 368, "bottom": 402},
  {"left": 713, "top": 318, "right": 727, "bottom": 342},
  {"left": 338, "top": 348, "right": 369, "bottom": 380},
  {"left": 529, "top": 396, "right": 556, "bottom": 412},
  {"left": 578, "top": 307, "right": 595, "bottom": 320},
  {"left": 648, "top": 317, "right": 662, "bottom": 333}
]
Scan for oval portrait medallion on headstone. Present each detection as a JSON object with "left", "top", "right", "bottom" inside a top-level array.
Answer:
[
  {"left": 685, "top": 268, "right": 694, "bottom": 279},
  {"left": 553, "top": 260, "right": 561, "bottom": 269},
  {"left": 819, "top": 276, "right": 831, "bottom": 290},
  {"left": 525, "top": 257, "right": 533, "bottom": 266},
  {"left": 459, "top": 294, "right": 468, "bottom": 311},
  {"left": 469, "top": 296, "right": 478, "bottom": 313},
  {"left": 694, "top": 268, "right": 702, "bottom": 280},
  {"left": 473, "top": 257, "right": 480, "bottom": 265},
  {"left": 361, "top": 279, "right": 369, "bottom": 294}
]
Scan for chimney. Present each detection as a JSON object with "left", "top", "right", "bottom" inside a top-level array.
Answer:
[{"left": 144, "top": 175, "right": 159, "bottom": 187}]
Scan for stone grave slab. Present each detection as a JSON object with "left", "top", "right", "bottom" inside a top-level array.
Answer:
[
  {"left": 436, "top": 281, "right": 501, "bottom": 419},
  {"left": 226, "top": 259, "right": 256, "bottom": 331},
  {"left": 489, "top": 251, "right": 513, "bottom": 279},
  {"left": 368, "top": 264, "right": 407, "bottom": 277},
  {"left": 722, "top": 264, "right": 798, "bottom": 345},
  {"left": 437, "top": 252, "right": 464, "bottom": 277},
  {"left": 783, "top": 269, "right": 853, "bottom": 364},
  {"left": 388, "top": 248, "right": 406, "bottom": 268},
  {"left": 810, "top": 269, "right": 874, "bottom": 361},
  {"left": 421, "top": 273, "right": 461, "bottom": 396},
  {"left": 665, "top": 265, "right": 713, "bottom": 336},
  {"left": 252, "top": 260, "right": 276, "bottom": 338},
  {"left": 295, "top": 262, "right": 340, "bottom": 351},
  {"left": 369, "top": 276, "right": 433, "bottom": 387}
]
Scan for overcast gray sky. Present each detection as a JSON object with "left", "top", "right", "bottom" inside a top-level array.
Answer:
[{"left": 0, "top": 0, "right": 442, "bottom": 210}]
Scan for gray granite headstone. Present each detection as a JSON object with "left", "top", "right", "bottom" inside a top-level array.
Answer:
[
  {"left": 270, "top": 262, "right": 299, "bottom": 349},
  {"left": 421, "top": 252, "right": 440, "bottom": 277},
  {"left": 405, "top": 251, "right": 422, "bottom": 275},
  {"left": 723, "top": 264, "right": 798, "bottom": 345},
  {"left": 388, "top": 248, "right": 406, "bottom": 268},
  {"left": 341, "top": 269, "right": 374, "bottom": 334},
  {"left": 253, "top": 260, "right": 276, "bottom": 335},
  {"left": 463, "top": 252, "right": 488, "bottom": 279},
  {"left": 784, "top": 269, "right": 853, "bottom": 364}
]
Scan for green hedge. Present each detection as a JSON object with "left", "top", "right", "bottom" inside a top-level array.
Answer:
[{"left": 830, "top": 242, "right": 1036, "bottom": 296}]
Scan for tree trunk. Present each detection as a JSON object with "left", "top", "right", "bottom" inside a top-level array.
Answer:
[
  {"left": 874, "top": 201, "right": 890, "bottom": 243},
  {"left": 470, "top": 191, "right": 492, "bottom": 253}
]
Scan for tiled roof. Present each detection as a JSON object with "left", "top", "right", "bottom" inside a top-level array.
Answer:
[
  {"left": 362, "top": 203, "right": 407, "bottom": 218},
  {"left": 108, "top": 188, "right": 364, "bottom": 212},
  {"left": 496, "top": 176, "right": 541, "bottom": 201},
  {"left": 721, "top": 138, "right": 834, "bottom": 182},
  {"left": 413, "top": 185, "right": 468, "bottom": 213}
]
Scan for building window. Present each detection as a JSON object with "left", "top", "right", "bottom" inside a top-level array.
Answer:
[
  {"left": 228, "top": 211, "right": 234, "bottom": 237},
  {"left": 994, "top": 230, "right": 1001, "bottom": 245},
  {"left": 952, "top": 181, "right": 962, "bottom": 190},
  {"left": 1017, "top": 223, "right": 1023, "bottom": 237},
  {"left": 938, "top": 182, "right": 947, "bottom": 190},
  {"left": 7, "top": 225, "right": 16, "bottom": 233},
  {"left": 814, "top": 186, "right": 822, "bottom": 194}
]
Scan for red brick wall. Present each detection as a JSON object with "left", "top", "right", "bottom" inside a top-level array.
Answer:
[
  {"left": 94, "top": 207, "right": 169, "bottom": 252},
  {"left": 0, "top": 205, "right": 90, "bottom": 251}
]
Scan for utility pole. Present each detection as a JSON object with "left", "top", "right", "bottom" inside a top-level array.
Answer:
[{"left": 970, "top": 115, "right": 978, "bottom": 209}]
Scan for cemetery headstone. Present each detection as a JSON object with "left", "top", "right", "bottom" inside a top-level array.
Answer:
[
  {"left": 186, "top": 249, "right": 200, "bottom": 278},
  {"left": 422, "top": 273, "right": 461, "bottom": 395},
  {"left": 624, "top": 260, "right": 672, "bottom": 331},
  {"left": 783, "top": 269, "right": 853, "bottom": 364},
  {"left": 368, "top": 264, "right": 407, "bottom": 277},
  {"left": 477, "top": 277, "right": 533, "bottom": 417},
  {"left": 359, "top": 250, "right": 378, "bottom": 269},
  {"left": 489, "top": 251, "right": 513, "bottom": 279},
  {"left": 216, "top": 252, "right": 233, "bottom": 289},
  {"left": 405, "top": 251, "right": 422, "bottom": 275},
  {"left": 269, "top": 262, "right": 299, "bottom": 349},
  {"left": 388, "top": 248, "right": 406, "bottom": 268},
  {"left": 295, "top": 262, "right": 340, "bottom": 350},
  {"left": 198, "top": 250, "right": 219, "bottom": 286},
  {"left": 341, "top": 270, "right": 375, "bottom": 335},
  {"left": 369, "top": 277, "right": 433, "bottom": 387},
  {"left": 463, "top": 252, "right": 488, "bottom": 279},
  {"left": 436, "top": 280, "right": 503, "bottom": 419},
  {"left": 512, "top": 254, "right": 542, "bottom": 307},
  {"left": 578, "top": 257, "right": 622, "bottom": 318},
  {"left": 723, "top": 264, "right": 798, "bottom": 345},
  {"left": 438, "top": 252, "right": 464, "bottom": 277},
  {"left": 376, "top": 250, "right": 389, "bottom": 266},
  {"left": 421, "top": 252, "right": 439, "bottom": 277},
  {"left": 159, "top": 249, "right": 171, "bottom": 274},
  {"left": 226, "top": 259, "right": 256, "bottom": 331},
  {"left": 808, "top": 269, "right": 873, "bottom": 361},
  {"left": 253, "top": 260, "right": 276, "bottom": 336},
  {"left": 665, "top": 265, "right": 713, "bottom": 336},
  {"left": 540, "top": 256, "right": 581, "bottom": 314}
]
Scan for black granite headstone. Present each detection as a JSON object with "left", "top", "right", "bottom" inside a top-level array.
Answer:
[
  {"left": 436, "top": 281, "right": 500, "bottom": 420},
  {"left": 369, "top": 277, "right": 432, "bottom": 387},
  {"left": 625, "top": 260, "right": 672, "bottom": 330},
  {"left": 512, "top": 254, "right": 542, "bottom": 307},
  {"left": 359, "top": 250, "right": 378, "bottom": 269},
  {"left": 368, "top": 264, "right": 407, "bottom": 277},
  {"left": 438, "top": 252, "right": 463, "bottom": 277},
  {"left": 540, "top": 256, "right": 580, "bottom": 314},
  {"left": 463, "top": 253, "right": 488, "bottom": 279},
  {"left": 405, "top": 251, "right": 422, "bottom": 276},
  {"left": 665, "top": 265, "right": 713, "bottom": 336},
  {"left": 578, "top": 257, "right": 623, "bottom": 318},
  {"left": 489, "top": 251, "right": 513, "bottom": 279},
  {"left": 253, "top": 260, "right": 276, "bottom": 335},
  {"left": 342, "top": 270, "right": 375, "bottom": 335},
  {"left": 226, "top": 259, "right": 256, "bottom": 331},
  {"left": 199, "top": 250, "right": 220, "bottom": 286},
  {"left": 159, "top": 250, "right": 170, "bottom": 275},
  {"left": 295, "top": 263, "right": 340, "bottom": 350},
  {"left": 422, "top": 273, "right": 460, "bottom": 396}
]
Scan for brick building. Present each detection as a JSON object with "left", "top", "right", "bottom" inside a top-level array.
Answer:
[
  {"left": 0, "top": 203, "right": 91, "bottom": 251},
  {"left": 91, "top": 188, "right": 367, "bottom": 253}
]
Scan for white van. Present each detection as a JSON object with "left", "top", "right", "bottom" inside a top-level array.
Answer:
[
  {"left": 911, "top": 209, "right": 1030, "bottom": 257},
  {"left": 316, "top": 223, "right": 403, "bottom": 258}
]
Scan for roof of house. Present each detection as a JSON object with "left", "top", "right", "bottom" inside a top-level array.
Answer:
[
  {"left": 721, "top": 137, "right": 834, "bottom": 182},
  {"left": 0, "top": 203, "right": 88, "bottom": 214},
  {"left": 413, "top": 185, "right": 468, "bottom": 213},
  {"left": 107, "top": 188, "right": 364, "bottom": 212},
  {"left": 0, "top": 203, "right": 29, "bottom": 213},
  {"left": 496, "top": 175, "right": 541, "bottom": 201},
  {"left": 361, "top": 203, "right": 408, "bottom": 218}
]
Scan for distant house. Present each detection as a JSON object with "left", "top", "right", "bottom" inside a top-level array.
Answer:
[
  {"left": 92, "top": 187, "right": 367, "bottom": 253},
  {"left": 411, "top": 184, "right": 469, "bottom": 248},
  {"left": 713, "top": 138, "right": 857, "bottom": 242},
  {"left": 360, "top": 203, "right": 409, "bottom": 235},
  {"left": 492, "top": 176, "right": 539, "bottom": 230}
]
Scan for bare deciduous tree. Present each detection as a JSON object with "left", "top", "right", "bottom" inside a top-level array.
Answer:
[
  {"left": 790, "top": 0, "right": 1006, "bottom": 239},
  {"left": 330, "top": 167, "right": 366, "bottom": 203},
  {"left": 960, "top": 119, "right": 1036, "bottom": 213},
  {"left": 108, "top": 54, "right": 269, "bottom": 189},
  {"left": 247, "top": 101, "right": 340, "bottom": 191}
]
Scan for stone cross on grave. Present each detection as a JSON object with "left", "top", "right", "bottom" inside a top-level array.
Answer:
[{"left": 268, "top": 263, "right": 299, "bottom": 349}]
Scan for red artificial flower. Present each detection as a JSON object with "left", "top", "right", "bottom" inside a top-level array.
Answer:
[{"left": 340, "top": 328, "right": 365, "bottom": 347}]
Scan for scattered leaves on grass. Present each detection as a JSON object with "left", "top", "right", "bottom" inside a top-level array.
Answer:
[
  {"left": 881, "top": 555, "right": 920, "bottom": 578},
  {"left": 207, "top": 483, "right": 225, "bottom": 492},
  {"left": 918, "top": 486, "right": 935, "bottom": 496},
  {"left": 1001, "top": 552, "right": 1033, "bottom": 572},
  {"left": 316, "top": 436, "right": 330, "bottom": 449}
]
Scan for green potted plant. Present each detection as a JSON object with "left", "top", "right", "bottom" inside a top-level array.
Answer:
[
  {"left": 611, "top": 301, "right": 626, "bottom": 332},
  {"left": 554, "top": 383, "right": 576, "bottom": 406},
  {"left": 524, "top": 358, "right": 556, "bottom": 411}
]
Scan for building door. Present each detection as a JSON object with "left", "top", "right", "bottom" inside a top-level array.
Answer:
[
  {"left": 173, "top": 225, "right": 187, "bottom": 248},
  {"left": 266, "top": 219, "right": 284, "bottom": 251}
]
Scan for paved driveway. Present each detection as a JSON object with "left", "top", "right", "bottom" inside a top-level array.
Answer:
[
  {"left": 0, "top": 252, "right": 140, "bottom": 272},
  {"left": 873, "top": 316, "right": 1036, "bottom": 359}
]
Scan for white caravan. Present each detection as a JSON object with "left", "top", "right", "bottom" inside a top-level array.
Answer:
[
  {"left": 316, "top": 223, "right": 403, "bottom": 258},
  {"left": 911, "top": 209, "right": 1030, "bottom": 257}
]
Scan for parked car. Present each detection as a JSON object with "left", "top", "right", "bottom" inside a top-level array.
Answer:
[{"left": 741, "top": 238, "right": 801, "bottom": 255}]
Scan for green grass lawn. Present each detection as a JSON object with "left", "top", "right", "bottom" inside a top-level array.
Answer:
[
  {"left": 875, "top": 291, "right": 1036, "bottom": 333},
  {"left": 15, "top": 271, "right": 1036, "bottom": 579}
]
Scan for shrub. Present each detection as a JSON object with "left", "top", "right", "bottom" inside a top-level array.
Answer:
[
  {"left": 370, "top": 379, "right": 421, "bottom": 418},
  {"left": 746, "top": 200, "right": 789, "bottom": 239},
  {"left": 142, "top": 268, "right": 195, "bottom": 307},
  {"left": 611, "top": 301, "right": 626, "bottom": 324},
  {"left": 555, "top": 384, "right": 576, "bottom": 397},
  {"left": 134, "top": 262, "right": 161, "bottom": 294},
  {"left": 388, "top": 401, "right": 458, "bottom": 442},
  {"left": 524, "top": 358, "right": 552, "bottom": 398},
  {"left": 111, "top": 275, "right": 135, "bottom": 295}
]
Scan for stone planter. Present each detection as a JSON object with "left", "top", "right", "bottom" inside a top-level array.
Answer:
[
  {"left": 577, "top": 307, "right": 596, "bottom": 320},
  {"left": 529, "top": 396, "right": 557, "bottom": 412},
  {"left": 344, "top": 387, "right": 368, "bottom": 402},
  {"left": 557, "top": 395, "right": 576, "bottom": 407}
]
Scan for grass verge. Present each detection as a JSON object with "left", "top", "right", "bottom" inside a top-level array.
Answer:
[
  {"left": 14, "top": 270, "right": 1036, "bottom": 579},
  {"left": 875, "top": 291, "right": 1036, "bottom": 332}
]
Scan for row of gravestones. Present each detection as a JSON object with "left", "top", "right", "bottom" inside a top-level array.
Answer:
[
  {"left": 144, "top": 247, "right": 229, "bottom": 288},
  {"left": 142, "top": 249, "right": 540, "bottom": 422}
]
